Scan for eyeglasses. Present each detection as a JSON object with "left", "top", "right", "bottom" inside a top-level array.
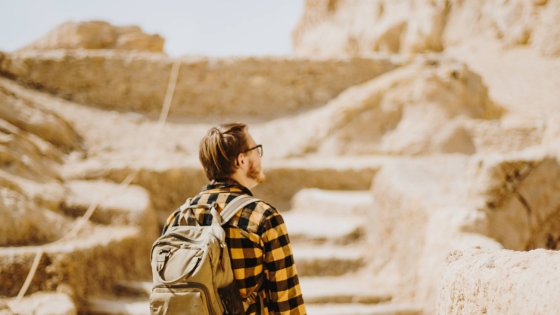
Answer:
[{"left": 243, "top": 144, "right": 263, "bottom": 157}]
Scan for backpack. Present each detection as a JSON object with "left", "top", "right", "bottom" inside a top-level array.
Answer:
[{"left": 150, "top": 195, "right": 259, "bottom": 315}]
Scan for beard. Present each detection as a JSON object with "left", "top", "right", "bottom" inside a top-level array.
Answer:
[{"left": 247, "top": 159, "right": 266, "bottom": 184}]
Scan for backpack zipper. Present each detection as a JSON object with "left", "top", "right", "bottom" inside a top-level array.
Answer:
[
  {"left": 153, "top": 283, "right": 217, "bottom": 315},
  {"left": 163, "top": 232, "right": 207, "bottom": 244}
]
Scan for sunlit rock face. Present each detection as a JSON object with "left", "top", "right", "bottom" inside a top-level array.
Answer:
[
  {"left": 293, "top": 0, "right": 560, "bottom": 57},
  {"left": 293, "top": 0, "right": 447, "bottom": 56},
  {"left": 0, "top": 85, "right": 77, "bottom": 246},
  {"left": 266, "top": 58, "right": 503, "bottom": 157},
  {"left": 0, "top": 50, "right": 397, "bottom": 120},
  {"left": 19, "top": 21, "right": 165, "bottom": 53},
  {"left": 0, "top": 77, "right": 158, "bottom": 313},
  {"left": 437, "top": 249, "right": 560, "bottom": 315}
]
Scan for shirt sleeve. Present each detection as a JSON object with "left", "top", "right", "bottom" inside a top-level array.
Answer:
[{"left": 262, "top": 211, "right": 306, "bottom": 315}]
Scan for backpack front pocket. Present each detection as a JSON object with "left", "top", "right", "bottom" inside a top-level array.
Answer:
[
  {"left": 150, "top": 284, "right": 215, "bottom": 315},
  {"left": 153, "top": 245, "right": 202, "bottom": 285}
]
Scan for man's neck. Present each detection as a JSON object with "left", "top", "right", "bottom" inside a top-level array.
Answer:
[{"left": 230, "top": 172, "right": 258, "bottom": 190}]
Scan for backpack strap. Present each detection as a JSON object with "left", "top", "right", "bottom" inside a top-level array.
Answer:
[
  {"left": 220, "top": 195, "right": 259, "bottom": 225},
  {"left": 179, "top": 198, "right": 192, "bottom": 211}
]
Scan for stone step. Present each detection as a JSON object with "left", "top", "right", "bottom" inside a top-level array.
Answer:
[
  {"left": 87, "top": 297, "right": 147, "bottom": 315},
  {"left": 112, "top": 281, "right": 151, "bottom": 297},
  {"left": 113, "top": 276, "right": 392, "bottom": 306},
  {"left": 293, "top": 245, "right": 365, "bottom": 276},
  {"left": 291, "top": 188, "right": 373, "bottom": 215},
  {"left": 306, "top": 303, "right": 423, "bottom": 315},
  {"left": 90, "top": 275, "right": 402, "bottom": 315},
  {"left": 299, "top": 275, "right": 391, "bottom": 305},
  {"left": 61, "top": 180, "right": 156, "bottom": 228},
  {"left": 86, "top": 297, "right": 421, "bottom": 315},
  {"left": 7, "top": 292, "right": 77, "bottom": 315},
  {"left": 62, "top": 156, "right": 386, "bottom": 224},
  {"left": 0, "top": 225, "right": 157, "bottom": 300},
  {"left": 113, "top": 281, "right": 152, "bottom": 297},
  {"left": 283, "top": 212, "right": 366, "bottom": 244}
]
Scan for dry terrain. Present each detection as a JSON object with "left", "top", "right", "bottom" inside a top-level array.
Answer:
[{"left": 2, "top": 1, "right": 560, "bottom": 314}]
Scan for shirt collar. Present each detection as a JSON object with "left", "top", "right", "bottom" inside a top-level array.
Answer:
[{"left": 199, "top": 178, "right": 253, "bottom": 196}]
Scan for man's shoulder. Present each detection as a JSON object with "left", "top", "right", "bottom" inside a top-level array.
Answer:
[{"left": 234, "top": 198, "right": 278, "bottom": 234}]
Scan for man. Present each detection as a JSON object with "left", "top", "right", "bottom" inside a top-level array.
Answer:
[{"left": 162, "top": 123, "right": 306, "bottom": 315}]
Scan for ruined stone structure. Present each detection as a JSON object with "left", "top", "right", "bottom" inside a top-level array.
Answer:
[{"left": 1, "top": 3, "right": 560, "bottom": 314}]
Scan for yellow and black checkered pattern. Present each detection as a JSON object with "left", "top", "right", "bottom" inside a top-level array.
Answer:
[{"left": 162, "top": 180, "right": 306, "bottom": 315}]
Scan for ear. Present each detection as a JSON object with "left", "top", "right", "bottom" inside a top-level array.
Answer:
[{"left": 236, "top": 153, "right": 248, "bottom": 169}]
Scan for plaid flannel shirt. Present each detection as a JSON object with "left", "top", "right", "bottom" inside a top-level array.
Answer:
[{"left": 162, "top": 180, "right": 306, "bottom": 315}]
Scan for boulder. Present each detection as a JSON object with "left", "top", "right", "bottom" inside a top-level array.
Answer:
[
  {"left": 19, "top": 21, "right": 164, "bottom": 53},
  {"left": 436, "top": 249, "right": 560, "bottom": 315},
  {"left": 466, "top": 151, "right": 560, "bottom": 251}
]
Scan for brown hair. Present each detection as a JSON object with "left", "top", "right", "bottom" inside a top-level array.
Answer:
[{"left": 199, "top": 123, "right": 250, "bottom": 180}]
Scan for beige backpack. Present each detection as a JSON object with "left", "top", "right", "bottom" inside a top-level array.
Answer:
[{"left": 150, "top": 195, "right": 258, "bottom": 315}]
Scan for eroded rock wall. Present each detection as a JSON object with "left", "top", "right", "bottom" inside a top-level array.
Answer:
[
  {"left": 0, "top": 51, "right": 396, "bottom": 120},
  {"left": 0, "top": 85, "right": 78, "bottom": 246},
  {"left": 0, "top": 81, "right": 159, "bottom": 313},
  {"left": 293, "top": 0, "right": 448, "bottom": 56},
  {"left": 437, "top": 249, "right": 560, "bottom": 315},
  {"left": 467, "top": 151, "right": 560, "bottom": 251},
  {"left": 369, "top": 148, "right": 560, "bottom": 313},
  {"left": 369, "top": 156, "right": 502, "bottom": 313},
  {"left": 294, "top": 0, "right": 560, "bottom": 57},
  {"left": 261, "top": 58, "right": 503, "bottom": 157}
]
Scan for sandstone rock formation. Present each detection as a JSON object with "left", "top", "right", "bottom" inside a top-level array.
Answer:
[
  {"left": 261, "top": 58, "right": 502, "bottom": 157},
  {"left": 437, "top": 249, "right": 560, "bottom": 315},
  {"left": 293, "top": 0, "right": 448, "bottom": 56},
  {"left": 467, "top": 151, "right": 560, "bottom": 251},
  {"left": 294, "top": 0, "right": 560, "bottom": 57},
  {"left": 0, "top": 50, "right": 396, "bottom": 120},
  {"left": 369, "top": 156, "right": 502, "bottom": 313},
  {"left": 0, "top": 84, "right": 77, "bottom": 246},
  {"left": 20, "top": 21, "right": 164, "bottom": 53},
  {"left": 289, "top": 5, "right": 560, "bottom": 312},
  {"left": 2, "top": 4, "right": 560, "bottom": 313},
  {"left": 368, "top": 148, "right": 560, "bottom": 314},
  {"left": 0, "top": 77, "right": 158, "bottom": 313}
]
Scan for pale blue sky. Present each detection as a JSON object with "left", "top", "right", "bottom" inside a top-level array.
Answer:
[{"left": 0, "top": 0, "right": 305, "bottom": 56}]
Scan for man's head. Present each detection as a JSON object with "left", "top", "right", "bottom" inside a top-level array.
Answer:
[{"left": 199, "top": 123, "right": 265, "bottom": 189}]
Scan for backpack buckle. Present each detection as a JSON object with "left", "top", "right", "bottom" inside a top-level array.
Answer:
[{"left": 156, "top": 248, "right": 172, "bottom": 271}]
